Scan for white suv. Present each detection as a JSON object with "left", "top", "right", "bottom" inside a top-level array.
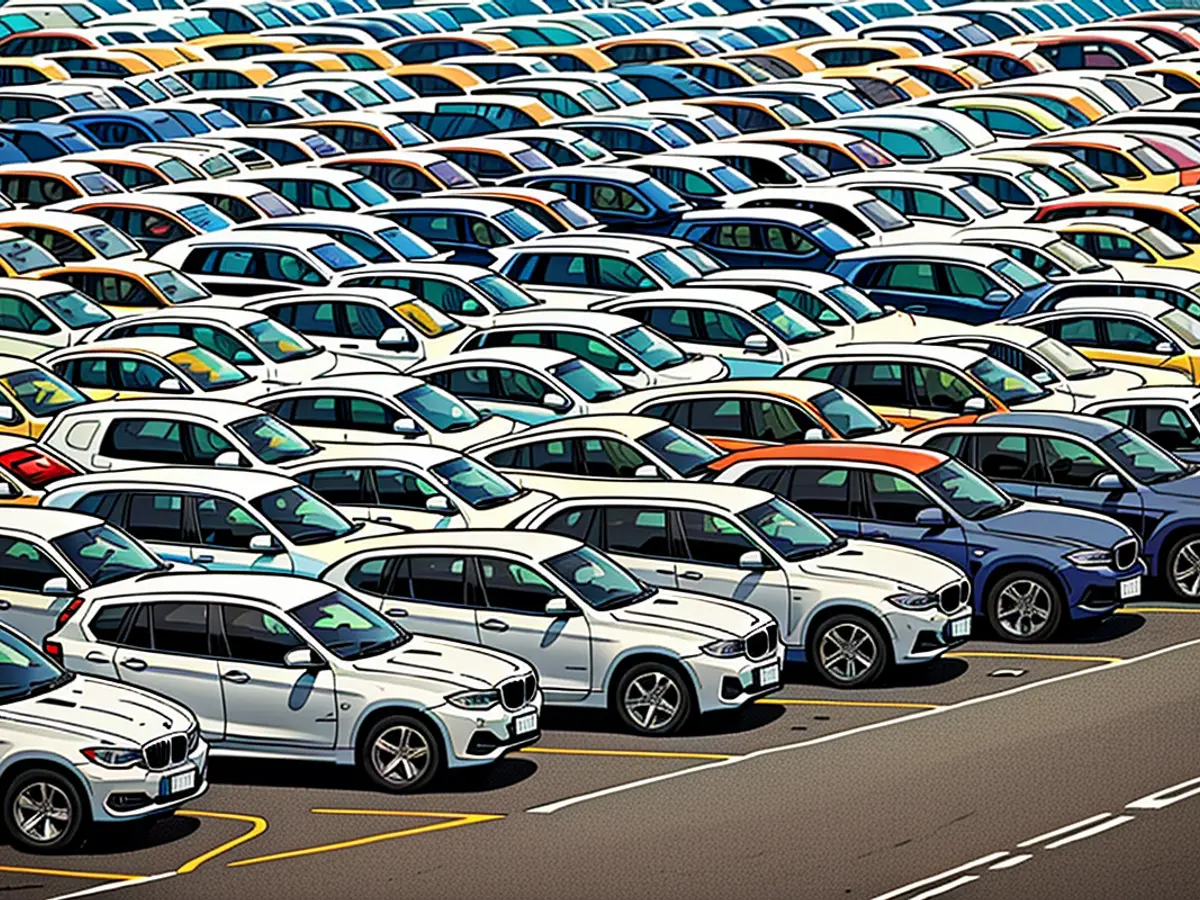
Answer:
[
  {"left": 1, "top": 624, "right": 207, "bottom": 853},
  {"left": 322, "top": 531, "right": 784, "bottom": 735},
  {"left": 48, "top": 573, "right": 541, "bottom": 793}
]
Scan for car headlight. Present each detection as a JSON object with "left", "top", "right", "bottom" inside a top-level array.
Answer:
[
  {"left": 886, "top": 591, "right": 938, "bottom": 610},
  {"left": 186, "top": 724, "right": 200, "bottom": 754},
  {"left": 82, "top": 747, "right": 143, "bottom": 769},
  {"left": 447, "top": 689, "right": 501, "bottom": 710},
  {"left": 702, "top": 639, "right": 746, "bottom": 658},
  {"left": 1066, "top": 548, "right": 1113, "bottom": 568}
]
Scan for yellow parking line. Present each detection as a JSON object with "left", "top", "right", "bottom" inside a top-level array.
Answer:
[
  {"left": 520, "top": 747, "right": 732, "bottom": 760},
  {"left": 175, "top": 810, "right": 269, "bottom": 874},
  {"left": 756, "top": 698, "right": 942, "bottom": 710},
  {"left": 227, "top": 810, "right": 502, "bottom": 868},
  {"left": 947, "top": 651, "right": 1122, "bottom": 664},
  {"left": 1119, "top": 607, "right": 1200, "bottom": 614},
  {"left": 0, "top": 866, "right": 141, "bottom": 882}
]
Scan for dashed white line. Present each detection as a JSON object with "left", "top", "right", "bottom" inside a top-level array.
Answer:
[
  {"left": 989, "top": 854, "right": 1033, "bottom": 871},
  {"left": 1128, "top": 775, "right": 1200, "bottom": 810},
  {"left": 1043, "top": 815, "right": 1136, "bottom": 850},
  {"left": 871, "top": 853, "right": 1011, "bottom": 900},
  {"left": 1017, "top": 813, "right": 1115, "bottom": 848},
  {"left": 906, "top": 875, "right": 980, "bottom": 900},
  {"left": 44, "top": 872, "right": 176, "bottom": 900}
]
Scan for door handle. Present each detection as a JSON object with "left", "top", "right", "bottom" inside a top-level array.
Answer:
[
  {"left": 0, "top": 599, "right": 10, "bottom": 610},
  {"left": 480, "top": 619, "right": 509, "bottom": 632},
  {"left": 386, "top": 608, "right": 408, "bottom": 618},
  {"left": 680, "top": 570, "right": 704, "bottom": 581},
  {"left": 655, "top": 569, "right": 674, "bottom": 577},
  {"left": 194, "top": 554, "right": 214, "bottom": 563},
  {"left": 864, "top": 531, "right": 888, "bottom": 541},
  {"left": 377, "top": 516, "right": 393, "bottom": 524},
  {"left": 1042, "top": 497, "right": 1062, "bottom": 504},
  {"left": 121, "top": 658, "right": 147, "bottom": 671},
  {"left": 339, "top": 343, "right": 359, "bottom": 350},
  {"left": 85, "top": 651, "right": 109, "bottom": 664},
  {"left": 222, "top": 670, "right": 251, "bottom": 684}
]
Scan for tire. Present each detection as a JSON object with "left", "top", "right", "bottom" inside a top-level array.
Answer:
[
  {"left": 810, "top": 613, "right": 888, "bottom": 688},
  {"left": 3, "top": 768, "right": 87, "bottom": 854},
  {"left": 614, "top": 661, "right": 693, "bottom": 736},
  {"left": 1164, "top": 533, "right": 1200, "bottom": 601},
  {"left": 360, "top": 715, "right": 442, "bottom": 793},
  {"left": 986, "top": 570, "right": 1064, "bottom": 642}
]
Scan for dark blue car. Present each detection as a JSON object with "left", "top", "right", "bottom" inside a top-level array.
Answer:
[
  {"left": 611, "top": 64, "right": 714, "bottom": 100},
  {"left": 61, "top": 110, "right": 194, "bottom": 149},
  {"left": 0, "top": 123, "right": 95, "bottom": 161},
  {"left": 505, "top": 165, "right": 694, "bottom": 234},
  {"left": 907, "top": 411, "right": 1200, "bottom": 601},
  {"left": 671, "top": 208, "right": 865, "bottom": 270},
  {"left": 711, "top": 442, "right": 1145, "bottom": 641}
]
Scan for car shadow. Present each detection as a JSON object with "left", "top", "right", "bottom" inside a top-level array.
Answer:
[
  {"left": 0, "top": 814, "right": 207, "bottom": 857},
  {"left": 207, "top": 756, "right": 536, "bottom": 795},
  {"left": 539, "top": 703, "right": 786, "bottom": 737},
  {"left": 1064, "top": 613, "right": 1145, "bottom": 644},
  {"left": 781, "top": 656, "right": 969, "bottom": 689}
]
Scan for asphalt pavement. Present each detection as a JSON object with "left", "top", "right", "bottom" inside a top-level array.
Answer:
[{"left": 3, "top": 605, "right": 1199, "bottom": 900}]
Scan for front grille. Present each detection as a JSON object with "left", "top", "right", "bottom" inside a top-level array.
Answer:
[
  {"left": 499, "top": 673, "right": 538, "bottom": 712},
  {"left": 938, "top": 580, "right": 970, "bottom": 616},
  {"left": 745, "top": 623, "right": 778, "bottom": 661},
  {"left": 1113, "top": 538, "right": 1138, "bottom": 572},
  {"left": 142, "top": 733, "right": 189, "bottom": 772}
]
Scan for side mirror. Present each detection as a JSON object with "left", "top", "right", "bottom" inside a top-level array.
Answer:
[
  {"left": 915, "top": 506, "right": 948, "bottom": 528},
  {"left": 803, "top": 427, "right": 825, "bottom": 442},
  {"left": 634, "top": 463, "right": 661, "bottom": 479},
  {"left": 425, "top": 494, "right": 456, "bottom": 513},
  {"left": 962, "top": 396, "right": 988, "bottom": 413},
  {"left": 1031, "top": 371, "right": 1053, "bottom": 385},
  {"left": 377, "top": 326, "right": 415, "bottom": 352},
  {"left": 0, "top": 404, "right": 17, "bottom": 424},
  {"left": 283, "top": 646, "right": 322, "bottom": 668},
  {"left": 1095, "top": 473, "right": 1124, "bottom": 491},
  {"left": 43, "top": 576, "right": 75, "bottom": 597},
  {"left": 214, "top": 450, "right": 245, "bottom": 469},
  {"left": 1155, "top": 341, "right": 1177, "bottom": 355},
  {"left": 544, "top": 596, "right": 576, "bottom": 616},
  {"left": 158, "top": 378, "right": 187, "bottom": 394},
  {"left": 738, "top": 549, "right": 769, "bottom": 570},
  {"left": 983, "top": 289, "right": 1012, "bottom": 306},
  {"left": 743, "top": 333, "right": 772, "bottom": 355},
  {"left": 392, "top": 416, "right": 423, "bottom": 435},
  {"left": 541, "top": 392, "right": 570, "bottom": 412},
  {"left": 249, "top": 533, "right": 283, "bottom": 554}
]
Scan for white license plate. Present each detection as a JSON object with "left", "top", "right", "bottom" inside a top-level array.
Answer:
[
  {"left": 514, "top": 713, "right": 537, "bottom": 736},
  {"left": 1120, "top": 576, "right": 1142, "bottom": 600},
  {"left": 950, "top": 617, "right": 971, "bottom": 639},
  {"left": 758, "top": 663, "right": 780, "bottom": 686},
  {"left": 162, "top": 768, "right": 195, "bottom": 797}
]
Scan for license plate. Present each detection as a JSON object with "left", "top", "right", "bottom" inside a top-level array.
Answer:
[
  {"left": 160, "top": 768, "right": 195, "bottom": 798},
  {"left": 758, "top": 663, "right": 780, "bottom": 686},
  {"left": 1120, "top": 576, "right": 1142, "bottom": 600},
  {"left": 949, "top": 617, "right": 971, "bottom": 639},
  {"left": 514, "top": 713, "right": 537, "bottom": 736}
]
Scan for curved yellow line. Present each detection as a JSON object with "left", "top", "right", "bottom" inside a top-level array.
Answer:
[
  {"left": 0, "top": 866, "right": 141, "bottom": 882},
  {"left": 174, "top": 810, "right": 269, "bottom": 874}
]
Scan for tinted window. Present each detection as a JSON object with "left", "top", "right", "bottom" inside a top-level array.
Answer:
[
  {"left": 126, "top": 493, "right": 187, "bottom": 543},
  {"left": 976, "top": 434, "right": 1039, "bottom": 482},
  {"left": 0, "top": 538, "right": 63, "bottom": 592},
  {"left": 477, "top": 556, "right": 559, "bottom": 614},
  {"left": 539, "top": 507, "right": 597, "bottom": 544},
  {"left": 195, "top": 497, "right": 268, "bottom": 550},
  {"left": 785, "top": 467, "right": 852, "bottom": 517},
  {"left": 151, "top": 602, "right": 209, "bottom": 656},
  {"left": 679, "top": 510, "right": 755, "bottom": 566},
  {"left": 1040, "top": 436, "right": 1113, "bottom": 488},
  {"left": 603, "top": 507, "right": 671, "bottom": 557},
  {"left": 220, "top": 605, "right": 304, "bottom": 665},
  {"left": 868, "top": 471, "right": 934, "bottom": 523},
  {"left": 393, "top": 555, "right": 466, "bottom": 605}
]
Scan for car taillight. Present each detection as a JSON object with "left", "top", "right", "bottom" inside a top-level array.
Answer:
[
  {"left": 0, "top": 447, "right": 78, "bottom": 489},
  {"left": 43, "top": 641, "right": 62, "bottom": 661},
  {"left": 57, "top": 597, "right": 84, "bottom": 630}
]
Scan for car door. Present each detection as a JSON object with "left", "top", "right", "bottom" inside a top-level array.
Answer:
[
  {"left": 214, "top": 603, "right": 337, "bottom": 749},
  {"left": 909, "top": 362, "right": 993, "bottom": 423},
  {"left": 1033, "top": 435, "right": 1147, "bottom": 537},
  {"left": 268, "top": 300, "right": 341, "bottom": 356},
  {"left": 861, "top": 260, "right": 945, "bottom": 317},
  {"left": 675, "top": 507, "right": 791, "bottom": 614},
  {"left": 192, "top": 495, "right": 293, "bottom": 573},
  {"left": 861, "top": 469, "right": 969, "bottom": 568},
  {"left": 775, "top": 465, "right": 863, "bottom": 537},
  {"left": 1097, "top": 316, "right": 1189, "bottom": 377},
  {"left": 0, "top": 536, "right": 75, "bottom": 642},
  {"left": 845, "top": 361, "right": 917, "bottom": 427},
  {"left": 111, "top": 601, "right": 227, "bottom": 741},
  {"left": 294, "top": 466, "right": 374, "bottom": 523},
  {"left": 472, "top": 554, "right": 591, "bottom": 698},
  {"left": 971, "top": 432, "right": 1043, "bottom": 501},
  {"left": 121, "top": 491, "right": 196, "bottom": 565},
  {"left": 371, "top": 466, "right": 457, "bottom": 529},
  {"left": 378, "top": 554, "right": 481, "bottom": 645},
  {"left": 595, "top": 504, "right": 682, "bottom": 590},
  {"left": 272, "top": 395, "right": 348, "bottom": 445},
  {"left": 339, "top": 302, "right": 422, "bottom": 368},
  {"left": 693, "top": 307, "right": 783, "bottom": 377}
]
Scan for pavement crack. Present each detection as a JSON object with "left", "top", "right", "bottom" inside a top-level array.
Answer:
[{"left": 856, "top": 812, "right": 976, "bottom": 860}]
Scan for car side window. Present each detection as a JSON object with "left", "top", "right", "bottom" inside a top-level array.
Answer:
[
  {"left": 1105, "top": 318, "right": 1167, "bottom": 353},
  {"left": 116, "top": 359, "right": 174, "bottom": 392},
  {"left": 289, "top": 396, "right": 340, "bottom": 426},
  {"left": 849, "top": 363, "right": 907, "bottom": 407},
  {"left": 539, "top": 507, "right": 599, "bottom": 544},
  {"left": 1039, "top": 437, "right": 1114, "bottom": 488},
  {"left": 343, "top": 303, "right": 389, "bottom": 339},
  {"left": 390, "top": 555, "right": 467, "bottom": 605},
  {"left": 125, "top": 492, "right": 189, "bottom": 543},
  {"left": 603, "top": 507, "right": 673, "bottom": 557},
  {"left": 552, "top": 332, "right": 632, "bottom": 374},
  {"left": 1144, "top": 406, "right": 1199, "bottom": 450},
  {"left": 975, "top": 434, "right": 1041, "bottom": 482},
  {"left": 867, "top": 472, "right": 934, "bottom": 524},
  {"left": 879, "top": 262, "right": 938, "bottom": 293},
  {"left": 477, "top": 556, "right": 560, "bottom": 614},
  {"left": 679, "top": 510, "right": 756, "bottom": 566},
  {"left": 102, "top": 419, "right": 187, "bottom": 465},
  {"left": 0, "top": 295, "right": 55, "bottom": 333},
  {"left": 151, "top": 602, "right": 210, "bottom": 656},
  {"left": 698, "top": 310, "right": 756, "bottom": 346},
  {"left": 1052, "top": 316, "right": 1101, "bottom": 347},
  {"left": 748, "top": 400, "right": 817, "bottom": 442},
  {"left": 274, "top": 302, "right": 339, "bottom": 336},
  {"left": 580, "top": 438, "right": 649, "bottom": 477},
  {"left": 527, "top": 438, "right": 579, "bottom": 474},
  {"left": 0, "top": 538, "right": 64, "bottom": 592},
  {"left": 1095, "top": 406, "right": 1133, "bottom": 428},
  {"left": 944, "top": 265, "right": 999, "bottom": 299},
  {"left": 195, "top": 497, "right": 270, "bottom": 550},
  {"left": 373, "top": 467, "right": 439, "bottom": 509},
  {"left": 296, "top": 468, "right": 368, "bottom": 506},
  {"left": 496, "top": 367, "right": 550, "bottom": 404},
  {"left": 344, "top": 556, "right": 394, "bottom": 597},
  {"left": 785, "top": 467, "right": 853, "bottom": 517},
  {"left": 219, "top": 604, "right": 305, "bottom": 665},
  {"left": 910, "top": 365, "right": 977, "bottom": 412},
  {"left": 595, "top": 257, "right": 655, "bottom": 291},
  {"left": 347, "top": 399, "right": 396, "bottom": 433}
]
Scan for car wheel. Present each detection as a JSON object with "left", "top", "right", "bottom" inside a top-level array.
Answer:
[
  {"left": 3, "top": 769, "right": 87, "bottom": 854},
  {"left": 811, "top": 614, "right": 887, "bottom": 688},
  {"left": 361, "top": 715, "right": 441, "bottom": 793},
  {"left": 615, "top": 662, "right": 692, "bottom": 735},
  {"left": 1165, "top": 534, "right": 1200, "bottom": 601},
  {"left": 986, "top": 571, "right": 1063, "bottom": 642}
]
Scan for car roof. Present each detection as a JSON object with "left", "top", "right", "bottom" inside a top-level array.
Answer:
[
  {"left": 1051, "top": 216, "right": 1163, "bottom": 234},
  {"left": 52, "top": 191, "right": 212, "bottom": 215},
  {"left": 59, "top": 397, "right": 266, "bottom": 423},
  {"left": 1088, "top": 386, "right": 1200, "bottom": 405},
  {"left": 968, "top": 410, "right": 1122, "bottom": 440},
  {"left": 81, "top": 571, "right": 336, "bottom": 610},
  {"left": 604, "top": 287, "right": 785, "bottom": 312},
  {"left": 798, "top": 341, "right": 987, "bottom": 366},
  {"left": 533, "top": 474, "right": 773, "bottom": 512},
  {"left": 263, "top": 372, "right": 423, "bottom": 396},
  {"left": 56, "top": 336, "right": 198, "bottom": 357},
  {"left": 0, "top": 507, "right": 103, "bottom": 541},
  {"left": 285, "top": 441, "right": 462, "bottom": 468},
  {"left": 380, "top": 196, "right": 522, "bottom": 217},
  {"left": 678, "top": 207, "right": 826, "bottom": 227},
  {"left": 1045, "top": 297, "right": 1174, "bottom": 317},
  {"left": 631, "top": 378, "right": 836, "bottom": 403},
  {"left": 0, "top": 276, "right": 85, "bottom": 300},
  {"left": 417, "top": 346, "right": 576, "bottom": 370},
  {"left": 488, "top": 413, "right": 666, "bottom": 441},
  {"left": 959, "top": 225, "right": 1062, "bottom": 248},
  {"left": 836, "top": 170, "right": 971, "bottom": 190},
  {"left": 711, "top": 441, "right": 946, "bottom": 474},
  {"left": 700, "top": 269, "right": 846, "bottom": 290},
  {"left": 836, "top": 243, "right": 1009, "bottom": 263}
]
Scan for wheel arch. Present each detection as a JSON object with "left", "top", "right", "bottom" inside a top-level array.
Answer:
[{"left": 603, "top": 650, "right": 700, "bottom": 712}]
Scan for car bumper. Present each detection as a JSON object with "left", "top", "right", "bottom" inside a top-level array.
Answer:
[
  {"left": 884, "top": 607, "right": 973, "bottom": 665},
  {"left": 686, "top": 648, "right": 784, "bottom": 714},
  {"left": 436, "top": 693, "right": 544, "bottom": 769},
  {"left": 87, "top": 742, "right": 210, "bottom": 824},
  {"left": 1063, "top": 560, "right": 1147, "bottom": 620}
]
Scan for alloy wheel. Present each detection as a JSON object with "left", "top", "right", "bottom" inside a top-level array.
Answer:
[
  {"left": 818, "top": 622, "right": 879, "bottom": 683},
  {"left": 13, "top": 781, "right": 72, "bottom": 845},
  {"left": 995, "top": 579, "right": 1054, "bottom": 638},
  {"left": 1170, "top": 539, "right": 1200, "bottom": 598},
  {"left": 370, "top": 725, "right": 432, "bottom": 787},
  {"left": 623, "top": 670, "right": 683, "bottom": 732}
]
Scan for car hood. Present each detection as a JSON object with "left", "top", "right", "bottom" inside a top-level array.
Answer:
[
  {"left": 1102, "top": 362, "right": 1191, "bottom": 387},
  {"left": 651, "top": 354, "right": 728, "bottom": 386},
  {"left": 797, "top": 540, "right": 963, "bottom": 593},
  {"left": 350, "top": 635, "right": 529, "bottom": 693},
  {"left": 607, "top": 588, "right": 771, "bottom": 643},
  {"left": 299, "top": 521, "right": 411, "bottom": 567},
  {"left": 455, "top": 414, "right": 523, "bottom": 451},
  {"left": 1062, "top": 366, "right": 1146, "bottom": 400},
  {"left": 1, "top": 675, "right": 193, "bottom": 745},
  {"left": 1145, "top": 468, "right": 1200, "bottom": 501},
  {"left": 462, "top": 489, "right": 555, "bottom": 529},
  {"left": 325, "top": 352, "right": 400, "bottom": 377},
  {"left": 973, "top": 501, "right": 1132, "bottom": 550},
  {"left": 1010, "top": 389, "right": 1074, "bottom": 413}
]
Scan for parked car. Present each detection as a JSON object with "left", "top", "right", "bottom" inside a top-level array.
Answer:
[
  {"left": 669, "top": 208, "right": 864, "bottom": 271},
  {"left": 1083, "top": 387, "right": 1200, "bottom": 462}
]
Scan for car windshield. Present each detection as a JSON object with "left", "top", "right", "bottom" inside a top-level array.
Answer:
[
  {"left": 1032, "top": 337, "right": 1098, "bottom": 379},
  {"left": 0, "top": 368, "right": 88, "bottom": 417},
  {"left": 638, "top": 176, "right": 689, "bottom": 211},
  {"left": 641, "top": 249, "right": 701, "bottom": 286},
  {"left": 1131, "top": 145, "right": 1176, "bottom": 175},
  {"left": 639, "top": 423, "right": 721, "bottom": 477},
  {"left": 397, "top": 383, "right": 482, "bottom": 432},
  {"left": 1018, "top": 170, "right": 1068, "bottom": 200},
  {"left": 922, "top": 458, "right": 1011, "bottom": 520},
  {"left": 428, "top": 160, "right": 473, "bottom": 188},
  {"left": 1045, "top": 238, "right": 1107, "bottom": 274},
  {"left": 857, "top": 198, "right": 911, "bottom": 232},
  {"left": 741, "top": 497, "right": 835, "bottom": 561},
  {"left": 755, "top": 301, "right": 824, "bottom": 343},
  {"left": 810, "top": 221, "right": 861, "bottom": 253},
  {"left": 343, "top": 178, "right": 389, "bottom": 207},
  {"left": 1137, "top": 226, "right": 1190, "bottom": 260},
  {"left": 550, "top": 357, "right": 626, "bottom": 401},
  {"left": 76, "top": 224, "right": 139, "bottom": 259},
  {"left": 710, "top": 165, "right": 756, "bottom": 194},
  {"left": 615, "top": 325, "right": 688, "bottom": 370},
  {"left": 1064, "top": 160, "right": 1113, "bottom": 191},
  {"left": 431, "top": 455, "right": 519, "bottom": 508},
  {"left": 179, "top": 203, "right": 232, "bottom": 233},
  {"left": 811, "top": 387, "right": 889, "bottom": 438},
  {"left": 953, "top": 184, "right": 1004, "bottom": 218},
  {"left": 53, "top": 523, "right": 162, "bottom": 587},
  {"left": 1098, "top": 428, "right": 1187, "bottom": 484},
  {"left": 242, "top": 318, "right": 319, "bottom": 362},
  {"left": 231, "top": 414, "right": 316, "bottom": 463},
  {"left": 549, "top": 198, "right": 596, "bottom": 229},
  {"left": 990, "top": 258, "right": 1046, "bottom": 290},
  {"left": 252, "top": 485, "right": 355, "bottom": 544},
  {"left": 546, "top": 545, "right": 649, "bottom": 610},
  {"left": 967, "top": 357, "right": 1047, "bottom": 403},
  {"left": 0, "top": 627, "right": 71, "bottom": 704},
  {"left": 848, "top": 139, "right": 895, "bottom": 168},
  {"left": 311, "top": 242, "right": 365, "bottom": 271},
  {"left": 472, "top": 275, "right": 537, "bottom": 310},
  {"left": 148, "top": 270, "right": 207, "bottom": 303},
  {"left": 168, "top": 347, "right": 251, "bottom": 390},
  {"left": 253, "top": 192, "right": 299, "bottom": 217},
  {"left": 0, "top": 238, "right": 55, "bottom": 274},
  {"left": 43, "top": 290, "right": 111, "bottom": 328},
  {"left": 293, "top": 590, "right": 409, "bottom": 660},
  {"left": 378, "top": 226, "right": 437, "bottom": 260},
  {"left": 496, "top": 208, "right": 545, "bottom": 241},
  {"left": 825, "top": 284, "right": 885, "bottom": 322},
  {"left": 1159, "top": 310, "right": 1200, "bottom": 348}
]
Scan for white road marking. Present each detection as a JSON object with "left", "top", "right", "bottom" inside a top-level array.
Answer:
[
  {"left": 1127, "top": 775, "right": 1200, "bottom": 810},
  {"left": 870, "top": 853, "right": 1010, "bottom": 900},
  {"left": 989, "top": 854, "right": 1033, "bottom": 870},
  {"left": 44, "top": 872, "right": 176, "bottom": 900},
  {"left": 906, "top": 875, "right": 980, "bottom": 900},
  {"left": 528, "top": 637, "right": 1200, "bottom": 814},
  {"left": 1016, "top": 813, "right": 1115, "bottom": 848},
  {"left": 1044, "top": 815, "right": 1136, "bottom": 850}
]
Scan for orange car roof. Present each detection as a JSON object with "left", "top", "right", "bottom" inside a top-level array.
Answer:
[{"left": 708, "top": 442, "right": 945, "bottom": 474}]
